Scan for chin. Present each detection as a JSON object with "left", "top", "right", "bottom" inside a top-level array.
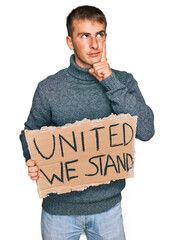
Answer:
[{"left": 91, "top": 57, "right": 101, "bottom": 65}]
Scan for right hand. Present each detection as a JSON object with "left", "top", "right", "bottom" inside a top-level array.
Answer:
[
  {"left": 26, "top": 159, "right": 39, "bottom": 181},
  {"left": 89, "top": 41, "right": 112, "bottom": 81}
]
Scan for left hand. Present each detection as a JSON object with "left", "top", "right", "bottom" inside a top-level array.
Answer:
[{"left": 89, "top": 41, "right": 112, "bottom": 81}]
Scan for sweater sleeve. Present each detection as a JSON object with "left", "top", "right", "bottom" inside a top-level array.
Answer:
[
  {"left": 99, "top": 71, "right": 155, "bottom": 141},
  {"left": 19, "top": 82, "right": 52, "bottom": 161}
]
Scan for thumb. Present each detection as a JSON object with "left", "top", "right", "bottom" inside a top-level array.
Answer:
[
  {"left": 89, "top": 68, "right": 95, "bottom": 75},
  {"left": 89, "top": 68, "right": 99, "bottom": 79},
  {"left": 89, "top": 68, "right": 103, "bottom": 81}
]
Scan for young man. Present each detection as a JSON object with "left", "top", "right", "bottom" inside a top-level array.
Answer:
[{"left": 20, "top": 5, "right": 154, "bottom": 240}]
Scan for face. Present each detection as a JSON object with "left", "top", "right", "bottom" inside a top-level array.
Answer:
[{"left": 66, "top": 19, "right": 107, "bottom": 68}]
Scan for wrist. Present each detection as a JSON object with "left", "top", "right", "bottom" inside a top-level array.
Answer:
[{"left": 99, "top": 72, "right": 122, "bottom": 90}]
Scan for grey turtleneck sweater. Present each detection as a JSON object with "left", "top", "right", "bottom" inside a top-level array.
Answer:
[{"left": 19, "top": 54, "right": 154, "bottom": 215}]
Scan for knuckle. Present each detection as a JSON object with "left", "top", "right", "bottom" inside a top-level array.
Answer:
[
  {"left": 26, "top": 159, "right": 35, "bottom": 167},
  {"left": 28, "top": 167, "right": 32, "bottom": 173},
  {"left": 31, "top": 176, "right": 38, "bottom": 181},
  {"left": 94, "top": 69, "right": 99, "bottom": 75},
  {"left": 30, "top": 173, "right": 38, "bottom": 178},
  {"left": 32, "top": 172, "right": 37, "bottom": 177},
  {"left": 30, "top": 166, "right": 38, "bottom": 172},
  {"left": 30, "top": 176, "right": 35, "bottom": 180}
]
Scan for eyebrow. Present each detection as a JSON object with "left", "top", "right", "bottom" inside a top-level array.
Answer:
[{"left": 77, "top": 30, "right": 106, "bottom": 37}]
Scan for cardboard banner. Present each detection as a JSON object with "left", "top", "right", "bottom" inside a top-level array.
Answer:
[{"left": 25, "top": 114, "right": 137, "bottom": 198}]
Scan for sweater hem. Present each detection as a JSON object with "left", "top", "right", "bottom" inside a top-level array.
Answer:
[{"left": 42, "top": 194, "right": 122, "bottom": 216}]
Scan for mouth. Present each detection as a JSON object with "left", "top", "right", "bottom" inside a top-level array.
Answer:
[{"left": 88, "top": 52, "right": 100, "bottom": 57}]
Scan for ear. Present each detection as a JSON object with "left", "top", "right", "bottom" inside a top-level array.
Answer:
[{"left": 66, "top": 36, "right": 74, "bottom": 50}]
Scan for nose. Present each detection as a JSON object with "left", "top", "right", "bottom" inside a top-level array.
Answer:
[{"left": 90, "top": 37, "right": 98, "bottom": 49}]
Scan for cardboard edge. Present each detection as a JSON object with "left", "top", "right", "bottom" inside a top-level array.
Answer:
[
  {"left": 38, "top": 172, "right": 134, "bottom": 199},
  {"left": 25, "top": 113, "right": 137, "bottom": 134}
]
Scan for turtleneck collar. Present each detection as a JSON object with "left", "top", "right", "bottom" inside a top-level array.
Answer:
[{"left": 67, "top": 54, "right": 97, "bottom": 82}]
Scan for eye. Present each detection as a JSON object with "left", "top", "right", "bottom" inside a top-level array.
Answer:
[
  {"left": 97, "top": 32, "right": 105, "bottom": 38},
  {"left": 81, "top": 34, "right": 89, "bottom": 39}
]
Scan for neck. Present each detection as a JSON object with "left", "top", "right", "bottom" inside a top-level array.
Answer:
[{"left": 67, "top": 55, "right": 97, "bottom": 82}]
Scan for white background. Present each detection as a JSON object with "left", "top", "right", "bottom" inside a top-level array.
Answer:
[{"left": 1, "top": 0, "right": 174, "bottom": 239}]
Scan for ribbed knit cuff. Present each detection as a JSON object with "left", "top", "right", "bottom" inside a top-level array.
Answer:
[
  {"left": 100, "top": 72, "right": 124, "bottom": 91},
  {"left": 19, "top": 130, "right": 31, "bottom": 162}
]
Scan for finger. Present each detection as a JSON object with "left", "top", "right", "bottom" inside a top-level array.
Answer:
[
  {"left": 93, "top": 61, "right": 108, "bottom": 67},
  {"left": 26, "top": 159, "right": 36, "bottom": 167},
  {"left": 92, "top": 63, "right": 107, "bottom": 74},
  {"left": 101, "top": 40, "right": 107, "bottom": 62},
  {"left": 30, "top": 176, "right": 39, "bottom": 181},
  {"left": 28, "top": 172, "right": 38, "bottom": 177},
  {"left": 89, "top": 68, "right": 104, "bottom": 81},
  {"left": 89, "top": 68, "right": 101, "bottom": 77},
  {"left": 28, "top": 166, "right": 38, "bottom": 173},
  {"left": 91, "top": 71, "right": 99, "bottom": 78}
]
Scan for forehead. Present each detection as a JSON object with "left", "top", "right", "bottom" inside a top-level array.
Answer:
[{"left": 72, "top": 19, "right": 105, "bottom": 35}]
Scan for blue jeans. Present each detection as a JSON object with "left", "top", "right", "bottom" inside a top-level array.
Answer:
[{"left": 41, "top": 202, "right": 126, "bottom": 240}]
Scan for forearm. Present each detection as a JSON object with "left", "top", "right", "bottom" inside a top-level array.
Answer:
[{"left": 100, "top": 72, "right": 155, "bottom": 141}]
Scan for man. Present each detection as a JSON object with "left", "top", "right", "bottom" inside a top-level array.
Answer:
[{"left": 20, "top": 5, "right": 154, "bottom": 240}]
